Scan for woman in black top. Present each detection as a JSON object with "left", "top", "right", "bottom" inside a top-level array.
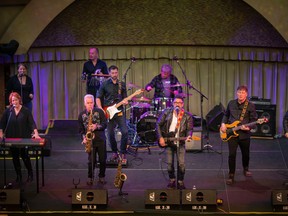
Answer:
[
  {"left": 0, "top": 92, "right": 40, "bottom": 182},
  {"left": 6, "top": 63, "right": 34, "bottom": 112}
]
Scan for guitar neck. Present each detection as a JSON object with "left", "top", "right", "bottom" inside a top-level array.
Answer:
[
  {"left": 233, "top": 121, "right": 257, "bottom": 131},
  {"left": 115, "top": 91, "right": 142, "bottom": 108}
]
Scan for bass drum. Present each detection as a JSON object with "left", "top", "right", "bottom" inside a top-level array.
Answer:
[{"left": 136, "top": 112, "right": 158, "bottom": 143}]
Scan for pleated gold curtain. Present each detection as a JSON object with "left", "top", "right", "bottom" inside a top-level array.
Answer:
[{"left": 9, "top": 46, "right": 288, "bottom": 133}]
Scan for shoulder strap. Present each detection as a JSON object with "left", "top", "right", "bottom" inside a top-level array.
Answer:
[{"left": 239, "top": 100, "right": 249, "bottom": 122}]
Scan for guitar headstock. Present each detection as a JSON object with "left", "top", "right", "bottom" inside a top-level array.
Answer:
[
  {"left": 135, "top": 89, "right": 145, "bottom": 95},
  {"left": 257, "top": 118, "right": 269, "bottom": 124}
]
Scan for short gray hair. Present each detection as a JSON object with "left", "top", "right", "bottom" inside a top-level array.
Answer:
[{"left": 84, "top": 94, "right": 94, "bottom": 104}]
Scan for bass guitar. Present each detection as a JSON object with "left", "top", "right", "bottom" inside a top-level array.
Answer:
[
  {"left": 220, "top": 118, "right": 268, "bottom": 142},
  {"left": 104, "top": 89, "right": 144, "bottom": 119},
  {"left": 159, "top": 132, "right": 201, "bottom": 148}
]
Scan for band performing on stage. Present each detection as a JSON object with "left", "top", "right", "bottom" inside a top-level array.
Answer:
[{"left": 1, "top": 47, "right": 285, "bottom": 195}]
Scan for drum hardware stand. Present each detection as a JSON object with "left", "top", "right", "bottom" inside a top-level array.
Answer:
[{"left": 122, "top": 57, "right": 136, "bottom": 117}]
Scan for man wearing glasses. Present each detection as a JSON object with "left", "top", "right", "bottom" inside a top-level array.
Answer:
[{"left": 156, "top": 95, "right": 193, "bottom": 190}]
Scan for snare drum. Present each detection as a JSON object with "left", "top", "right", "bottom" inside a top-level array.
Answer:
[
  {"left": 130, "top": 102, "right": 151, "bottom": 124},
  {"left": 153, "top": 97, "right": 173, "bottom": 112},
  {"left": 137, "top": 112, "right": 158, "bottom": 143}
]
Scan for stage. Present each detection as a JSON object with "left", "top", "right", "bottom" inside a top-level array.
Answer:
[{"left": 0, "top": 120, "right": 288, "bottom": 215}]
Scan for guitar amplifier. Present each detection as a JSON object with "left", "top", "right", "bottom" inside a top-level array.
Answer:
[{"left": 251, "top": 104, "right": 276, "bottom": 138}]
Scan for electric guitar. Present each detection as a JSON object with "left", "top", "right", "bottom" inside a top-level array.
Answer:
[
  {"left": 159, "top": 132, "right": 201, "bottom": 148},
  {"left": 104, "top": 89, "right": 144, "bottom": 119},
  {"left": 220, "top": 118, "right": 268, "bottom": 142}
]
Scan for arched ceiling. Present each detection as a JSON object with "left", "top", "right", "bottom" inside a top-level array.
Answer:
[{"left": 1, "top": 0, "right": 287, "bottom": 55}]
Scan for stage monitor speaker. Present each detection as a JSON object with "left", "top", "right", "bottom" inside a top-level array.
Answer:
[
  {"left": 251, "top": 104, "right": 276, "bottom": 138},
  {"left": 71, "top": 189, "right": 108, "bottom": 210},
  {"left": 0, "top": 189, "right": 21, "bottom": 210},
  {"left": 145, "top": 189, "right": 180, "bottom": 210},
  {"left": 206, "top": 103, "right": 225, "bottom": 132},
  {"left": 272, "top": 190, "right": 288, "bottom": 211},
  {"left": 182, "top": 189, "right": 217, "bottom": 211},
  {"left": 186, "top": 131, "right": 202, "bottom": 151}
]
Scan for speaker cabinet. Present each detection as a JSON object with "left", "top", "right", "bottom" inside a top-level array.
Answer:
[
  {"left": 206, "top": 103, "right": 225, "bottom": 132},
  {"left": 186, "top": 131, "right": 202, "bottom": 151},
  {"left": 0, "top": 189, "right": 21, "bottom": 210},
  {"left": 145, "top": 189, "right": 180, "bottom": 210},
  {"left": 272, "top": 190, "right": 288, "bottom": 211},
  {"left": 182, "top": 189, "right": 217, "bottom": 211},
  {"left": 251, "top": 104, "right": 276, "bottom": 138},
  {"left": 71, "top": 189, "right": 107, "bottom": 210}
]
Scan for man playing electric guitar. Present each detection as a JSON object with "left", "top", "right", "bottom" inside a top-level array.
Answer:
[
  {"left": 96, "top": 65, "right": 129, "bottom": 164},
  {"left": 156, "top": 95, "right": 193, "bottom": 190},
  {"left": 220, "top": 85, "right": 258, "bottom": 185}
]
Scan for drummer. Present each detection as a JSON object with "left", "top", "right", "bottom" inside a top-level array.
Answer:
[{"left": 145, "top": 64, "right": 183, "bottom": 110}]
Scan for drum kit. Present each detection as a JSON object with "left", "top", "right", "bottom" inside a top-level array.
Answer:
[
  {"left": 128, "top": 92, "right": 190, "bottom": 146},
  {"left": 125, "top": 82, "right": 194, "bottom": 147}
]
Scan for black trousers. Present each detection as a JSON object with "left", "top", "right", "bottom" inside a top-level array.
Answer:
[
  {"left": 227, "top": 137, "right": 250, "bottom": 174},
  {"left": 10, "top": 147, "right": 33, "bottom": 175},
  {"left": 88, "top": 141, "right": 107, "bottom": 178}
]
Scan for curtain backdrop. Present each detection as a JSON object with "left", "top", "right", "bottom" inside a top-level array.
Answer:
[{"left": 8, "top": 46, "right": 288, "bottom": 133}]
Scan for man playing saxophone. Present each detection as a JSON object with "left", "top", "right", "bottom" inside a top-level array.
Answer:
[{"left": 78, "top": 94, "right": 107, "bottom": 185}]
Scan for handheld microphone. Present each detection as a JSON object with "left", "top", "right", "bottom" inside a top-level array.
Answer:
[
  {"left": 131, "top": 57, "right": 136, "bottom": 62},
  {"left": 175, "top": 107, "right": 180, "bottom": 116},
  {"left": 173, "top": 55, "right": 178, "bottom": 61}
]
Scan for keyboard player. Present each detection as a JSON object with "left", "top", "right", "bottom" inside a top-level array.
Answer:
[{"left": 0, "top": 92, "right": 41, "bottom": 183}]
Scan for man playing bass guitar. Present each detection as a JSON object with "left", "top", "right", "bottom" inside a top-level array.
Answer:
[
  {"left": 156, "top": 95, "right": 193, "bottom": 190},
  {"left": 220, "top": 85, "right": 257, "bottom": 185}
]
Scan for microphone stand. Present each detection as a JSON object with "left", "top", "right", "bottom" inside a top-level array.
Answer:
[
  {"left": 19, "top": 74, "right": 23, "bottom": 100},
  {"left": 1, "top": 109, "right": 13, "bottom": 188},
  {"left": 122, "top": 58, "right": 135, "bottom": 118},
  {"left": 174, "top": 57, "right": 219, "bottom": 153}
]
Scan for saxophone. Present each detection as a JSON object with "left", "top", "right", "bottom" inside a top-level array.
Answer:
[
  {"left": 114, "top": 154, "right": 127, "bottom": 189},
  {"left": 85, "top": 110, "right": 95, "bottom": 153}
]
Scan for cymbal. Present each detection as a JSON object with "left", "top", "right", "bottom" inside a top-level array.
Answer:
[
  {"left": 177, "top": 93, "right": 193, "bottom": 98},
  {"left": 91, "top": 74, "right": 111, "bottom": 77},
  {"left": 170, "top": 83, "right": 186, "bottom": 87},
  {"left": 127, "top": 82, "right": 141, "bottom": 89},
  {"left": 131, "top": 96, "right": 151, "bottom": 102}
]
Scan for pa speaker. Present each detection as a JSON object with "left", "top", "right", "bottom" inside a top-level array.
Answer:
[
  {"left": 71, "top": 189, "right": 107, "bottom": 210},
  {"left": 182, "top": 189, "right": 217, "bottom": 211},
  {"left": 251, "top": 104, "right": 276, "bottom": 138},
  {"left": 272, "top": 190, "right": 288, "bottom": 211},
  {"left": 0, "top": 189, "right": 21, "bottom": 210},
  {"left": 145, "top": 189, "right": 180, "bottom": 210},
  {"left": 206, "top": 103, "right": 225, "bottom": 132}
]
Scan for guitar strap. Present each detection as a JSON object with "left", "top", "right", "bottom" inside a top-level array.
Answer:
[
  {"left": 117, "top": 80, "right": 123, "bottom": 116},
  {"left": 175, "top": 109, "right": 184, "bottom": 133},
  {"left": 239, "top": 100, "right": 249, "bottom": 122}
]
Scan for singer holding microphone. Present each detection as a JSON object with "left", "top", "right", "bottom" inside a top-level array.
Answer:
[
  {"left": 156, "top": 95, "right": 193, "bottom": 190},
  {"left": 0, "top": 92, "right": 41, "bottom": 183},
  {"left": 6, "top": 63, "right": 34, "bottom": 112}
]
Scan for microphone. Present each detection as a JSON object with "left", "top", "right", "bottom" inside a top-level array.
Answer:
[
  {"left": 19, "top": 73, "right": 24, "bottom": 77},
  {"left": 131, "top": 57, "right": 136, "bottom": 62},
  {"left": 173, "top": 56, "right": 178, "bottom": 61},
  {"left": 175, "top": 107, "right": 180, "bottom": 116},
  {"left": 9, "top": 105, "right": 15, "bottom": 112}
]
